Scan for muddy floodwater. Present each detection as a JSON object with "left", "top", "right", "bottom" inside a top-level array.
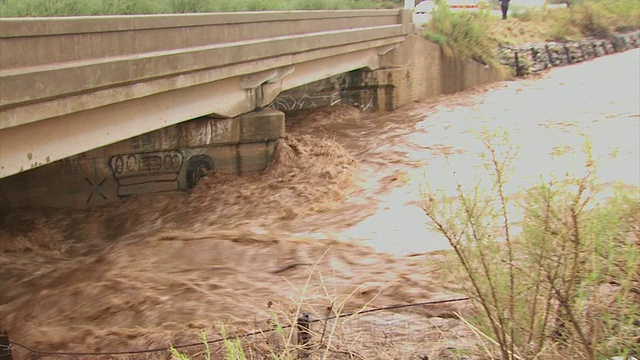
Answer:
[{"left": 1, "top": 49, "right": 638, "bottom": 359}]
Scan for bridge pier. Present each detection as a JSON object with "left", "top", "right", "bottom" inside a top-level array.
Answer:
[{"left": 0, "top": 110, "right": 284, "bottom": 209}]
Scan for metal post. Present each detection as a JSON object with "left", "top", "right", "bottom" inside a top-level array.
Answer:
[
  {"left": 0, "top": 332, "right": 13, "bottom": 360},
  {"left": 563, "top": 44, "right": 572, "bottom": 64},
  {"left": 297, "top": 313, "right": 311, "bottom": 357}
]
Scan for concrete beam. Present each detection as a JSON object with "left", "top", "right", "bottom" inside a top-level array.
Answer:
[
  {"left": 0, "top": 25, "right": 405, "bottom": 111},
  {"left": 0, "top": 76, "right": 246, "bottom": 177},
  {"left": 0, "top": 35, "right": 404, "bottom": 131}
]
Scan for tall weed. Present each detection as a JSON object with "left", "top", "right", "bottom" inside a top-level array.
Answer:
[
  {"left": 596, "top": 0, "right": 640, "bottom": 32},
  {"left": 170, "top": 0, "right": 205, "bottom": 13},
  {"left": 547, "top": 8, "right": 581, "bottom": 41},
  {"left": 571, "top": 1, "right": 613, "bottom": 37},
  {"left": 423, "top": 1, "right": 498, "bottom": 66},
  {"left": 423, "top": 130, "right": 640, "bottom": 359}
]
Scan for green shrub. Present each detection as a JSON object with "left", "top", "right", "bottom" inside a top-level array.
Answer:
[
  {"left": 0, "top": 0, "right": 164, "bottom": 16},
  {"left": 170, "top": 0, "right": 205, "bottom": 13},
  {"left": 423, "top": 1, "right": 498, "bottom": 66},
  {"left": 547, "top": 9, "right": 581, "bottom": 41},
  {"left": 423, "top": 131, "right": 640, "bottom": 359}
]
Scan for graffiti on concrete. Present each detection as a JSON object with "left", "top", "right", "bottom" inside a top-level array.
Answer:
[
  {"left": 270, "top": 73, "right": 377, "bottom": 112},
  {"left": 109, "top": 150, "right": 184, "bottom": 197},
  {"left": 359, "top": 95, "right": 375, "bottom": 112},
  {"left": 85, "top": 159, "right": 108, "bottom": 203},
  {"left": 185, "top": 154, "right": 214, "bottom": 189},
  {"left": 270, "top": 74, "right": 349, "bottom": 111},
  {"left": 270, "top": 93, "right": 342, "bottom": 111},
  {"left": 84, "top": 178, "right": 107, "bottom": 202}
]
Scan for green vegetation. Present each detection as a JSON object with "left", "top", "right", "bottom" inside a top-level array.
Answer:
[
  {"left": 509, "top": 0, "right": 640, "bottom": 39},
  {"left": 423, "top": 0, "right": 640, "bottom": 63},
  {"left": 170, "top": 330, "right": 214, "bottom": 360},
  {"left": 423, "top": 1, "right": 499, "bottom": 66},
  {"left": 423, "top": 130, "right": 640, "bottom": 359},
  {"left": 0, "top": 0, "right": 401, "bottom": 16}
]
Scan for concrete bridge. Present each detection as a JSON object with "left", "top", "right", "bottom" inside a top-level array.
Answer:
[
  {"left": 0, "top": 10, "right": 412, "bottom": 178},
  {"left": 0, "top": 9, "right": 502, "bottom": 208}
]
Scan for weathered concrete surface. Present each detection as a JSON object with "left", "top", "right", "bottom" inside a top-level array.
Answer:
[
  {"left": 0, "top": 110, "right": 284, "bottom": 208},
  {"left": 375, "top": 34, "right": 505, "bottom": 108},
  {"left": 0, "top": 10, "right": 412, "bottom": 178},
  {"left": 271, "top": 35, "right": 506, "bottom": 112}
]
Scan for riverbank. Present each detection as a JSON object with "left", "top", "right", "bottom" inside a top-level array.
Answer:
[
  {"left": 422, "top": 0, "right": 640, "bottom": 72},
  {"left": 2, "top": 45, "right": 638, "bottom": 359}
]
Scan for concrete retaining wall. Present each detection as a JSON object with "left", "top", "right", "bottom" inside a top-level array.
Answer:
[
  {"left": 271, "top": 34, "right": 506, "bottom": 112},
  {"left": 375, "top": 34, "right": 505, "bottom": 107}
]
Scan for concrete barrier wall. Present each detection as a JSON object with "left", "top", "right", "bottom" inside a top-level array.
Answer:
[
  {"left": 0, "top": 10, "right": 407, "bottom": 125},
  {"left": 376, "top": 34, "right": 505, "bottom": 106},
  {"left": 0, "top": 11, "right": 402, "bottom": 68}
]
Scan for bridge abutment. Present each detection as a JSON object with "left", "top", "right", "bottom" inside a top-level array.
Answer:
[
  {"left": 0, "top": 110, "right": 284, "bottom": 209},
  {"left": 271, "top": 35, "right": 506, "bottom": 113},
  {"left": 372, "top": 34, "right": 507, "bottom": 108}
]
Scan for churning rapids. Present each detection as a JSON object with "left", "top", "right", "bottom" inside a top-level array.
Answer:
[{"left": 1, "top": 49, "right": 638, "bottom": 359}]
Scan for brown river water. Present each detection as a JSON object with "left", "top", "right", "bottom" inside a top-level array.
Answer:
[{"left": 1, "top": 49, "right": 638, "bottom": 359}]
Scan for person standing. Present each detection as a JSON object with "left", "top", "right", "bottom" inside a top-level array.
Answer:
[{"left": 500, "top": 0, "right": 510, "bottom": 19}]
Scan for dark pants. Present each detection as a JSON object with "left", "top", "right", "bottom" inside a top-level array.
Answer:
[{"left": 501, "top": 3, "right": 509, "bottom": 19}]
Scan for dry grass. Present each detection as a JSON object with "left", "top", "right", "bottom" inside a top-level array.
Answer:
[{"left": 493, "top": 1, "right": 640, "bottom": 45}]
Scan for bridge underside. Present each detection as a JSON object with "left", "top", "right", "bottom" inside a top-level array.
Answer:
[{"left": 0, "top": 44, "right": 395, "bottom": 179}]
